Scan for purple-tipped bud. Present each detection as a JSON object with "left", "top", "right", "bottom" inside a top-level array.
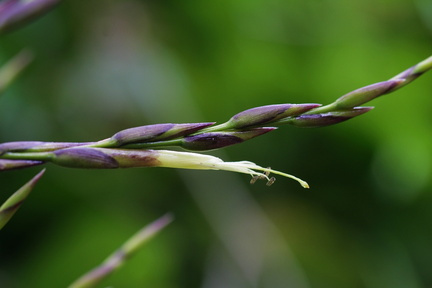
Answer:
[
  {"left": 95, "top": 149, "right": 161, "bottom": 168},
  {"left": 0, "top": 159, "right": 43, "bottom": 170},
  {"left": 335, "top": 80, "right": 404, "bottom": 109},
  {"left": 111, "top": 122, "right": 215, "bottom": 146},
  {"left": 52, "top": 148, "right": 119, "bottom": 169},
  {"left": 181, "top": 128, "right": 275, "bottom": 151},
  {"left": 288, "top": 107, "right": 373, "bottom": 128},
  {"left": 227, "top": 104, "right": 321, "bottom": 129},
  {"left": 52, "top": 148, "right": 161, "bottom": 169},
  {"left": 0, "top": 0, "right": 61, "bottom": 34}
]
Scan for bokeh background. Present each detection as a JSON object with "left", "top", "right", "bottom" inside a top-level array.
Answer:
[{"left": 1, "top": 0, "right": 432, "bottom": 287}]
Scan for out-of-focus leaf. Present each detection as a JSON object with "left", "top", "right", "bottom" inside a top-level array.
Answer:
[
  {"left": 68, "top": 213, "right": 173, "bottom": 288},
  {"left": 0, "top": 169, "right": 45, "bottom": 230},
  {"left": 0, "top": 50, "right": 33, "bottom": 96}
]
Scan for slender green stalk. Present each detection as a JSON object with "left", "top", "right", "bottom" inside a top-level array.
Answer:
[
  {"left": 390, "top": 55, "right": 432, "bottom": 85},
  {"left": 68, "top": 214, "right": 173, "bottom": 288},
  {"left": 0, "top": 169, "right": 45, "bottom": 230},
  {"left": 301, "top": 55, "right": 432, "bottom": 115}
]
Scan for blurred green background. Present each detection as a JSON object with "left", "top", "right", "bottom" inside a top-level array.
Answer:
[{"left": 1, "top": 0, "right": 432, "bottom": 287}]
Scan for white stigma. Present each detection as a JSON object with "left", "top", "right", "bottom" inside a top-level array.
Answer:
[{"left": 155, "top": 150, "right": 309, "bottom": 188}]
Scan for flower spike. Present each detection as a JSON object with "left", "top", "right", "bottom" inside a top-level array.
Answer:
[{"left": 1, "top": 55, "right": 432, "bottom": 188}]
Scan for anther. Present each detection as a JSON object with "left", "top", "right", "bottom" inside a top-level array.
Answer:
[
  {"left": 266, "top": 177, "right": 276, "bottom": 186},
  {"left": 250, "top": 175, "right": 259, "bottom": 184}
]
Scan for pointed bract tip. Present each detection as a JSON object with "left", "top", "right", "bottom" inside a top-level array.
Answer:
[
  {"left": 181, "top": 128, "right": 275, "bottom": 151},
  {"left": 335, "top": 79, "right": 405, "bottom": 109},
  {"left": 0, "top": 159, "right": 44, "bottom": 171},
  {"left": 0, "top": 168, "right": 47, "bottom": 230},
  {"left": 31, "top": 169, "right": 46, "bottom": 185},
  {"left": 112, "top": 122, "right": 215, "bottom": 146},
  {"left": 228, "top": 103, "right": 321, "bottom": 129},
  {"left": 289, "top": 107, "right": 373, "bottom": 128}
]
